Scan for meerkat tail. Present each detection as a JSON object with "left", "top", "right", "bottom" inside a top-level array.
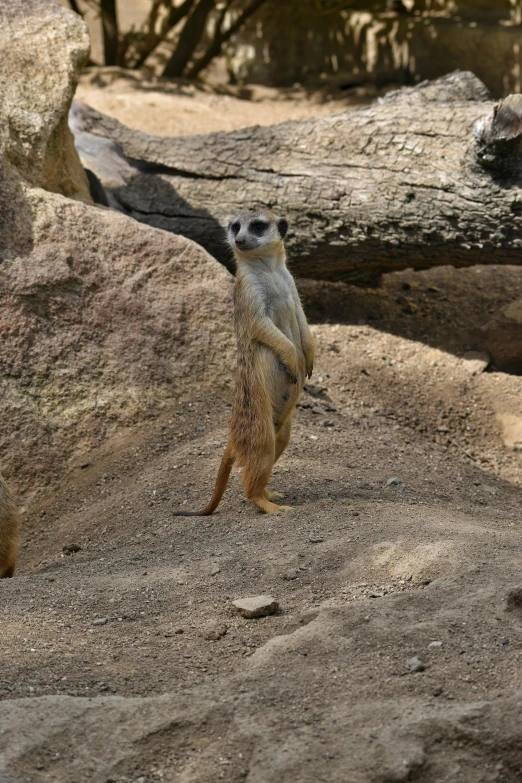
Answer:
[{"left": 173, "top": 444, "right": 235, "bottom": 517}]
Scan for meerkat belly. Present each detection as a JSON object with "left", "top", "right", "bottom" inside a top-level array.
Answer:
[{"left": 263, "top": 287, "right": 305, "bottom": 427}]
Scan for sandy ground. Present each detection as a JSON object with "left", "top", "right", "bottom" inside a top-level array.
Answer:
[
  {"left": 2, "top": 72, "right": 522, "bottom": 782},
  {"left": 75, "top": 67, "right": 378, "bottom": 137}
]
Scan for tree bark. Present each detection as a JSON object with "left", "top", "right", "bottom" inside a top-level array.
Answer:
[{"left": 71, "top": 71, "right": 522, "bottom": 283}]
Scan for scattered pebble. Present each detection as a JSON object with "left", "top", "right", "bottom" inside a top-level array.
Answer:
[
  {"left": 62, "top": 543, "right": 82, "bottom": 555},
  {"left": 304, "top": 384, "right": 326, "bottom": 397},
  {"left": 309, "top": 535, "right": 325, "bottom": 543},
  {"left": 386, "top": 477, "right": 403, "bottom": 487},
  {"left": 203, "top": 623, "right": 228, "bottom": 641},
  {"left": 432, "top": 686, "right": 443, "bottom": 697},
  {"left": 92, "top": 617, "right": 108, "bottom": 627},
  {"left": 312, "top": 406, "right": 325, "bottom": 415},
  {"left": 210, "top": 564, "right": 221, "bottom": 576},
  {"left": 232, "top": 595, "right": 279, "bottom": 619},
  {"left": 282, "top": 568, "right": 299, "bottom": 581},
  {"left": 499, "top": 638, "right": 509, "bottom": 646},
  {"left": 428, "top": 640, "right": 443, "bottom": 649},
  {"left": 420, "top": 577, "right": 432, "bottom": 585},
  {"left": 406, "top": 656, "right": 425, "bottom": 672}
]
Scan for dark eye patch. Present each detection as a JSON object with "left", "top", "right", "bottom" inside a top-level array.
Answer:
[
  {"left": 250, "top": 220, "right": 267, "bottom": 236},
  {"left": 230, "top": 221, "right": 241, "bottom": 235}
]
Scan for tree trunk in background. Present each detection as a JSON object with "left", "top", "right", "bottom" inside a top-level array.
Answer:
[
  {"left": 72, "top": 72, "right": 522, "bottom": 283},
  {"left": 162, "top": 0, "right": 215, "bottom": 78},
  {"left": 132, "top": 0, "right": 197, "bottom": 70},
  {"left": 186, "top": 0, "right": 269, "bottom": 79},
  {"left": 100, "top": 0, "right": 119, "bottom": 66}
]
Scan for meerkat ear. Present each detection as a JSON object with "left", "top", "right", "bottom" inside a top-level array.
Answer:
[{"left": 277, "top": 218, "right": 288, "bottom": 238}]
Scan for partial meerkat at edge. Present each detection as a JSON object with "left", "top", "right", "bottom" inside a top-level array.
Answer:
[
  {"left": 174, "top": 207, "right": 315, "bottom": 515},
  {"left": 0, "top": 472, "right": 19, "bottom": 578}
]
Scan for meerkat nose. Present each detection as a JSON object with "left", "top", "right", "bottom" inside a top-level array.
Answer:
[{"left": 235, "top": 238, "right": 246, "bottom": 247}]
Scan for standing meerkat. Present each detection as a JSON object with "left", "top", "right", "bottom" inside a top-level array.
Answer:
[
  {"left": 175, "top": 207, "right": 315, "bottom": 515},
  {"left": 0, "top": 472, "right": 19, "bottom": 578}
]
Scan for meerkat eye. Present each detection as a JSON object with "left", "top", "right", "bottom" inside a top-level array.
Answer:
[
  {"left": 250, "top": 220, "right": 267, "bottom": 236},
  {"left": 230, "top": 221, "right": 241, "bottom": 235}
]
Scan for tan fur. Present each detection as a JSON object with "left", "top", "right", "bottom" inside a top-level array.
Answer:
[
  {"left": 0, "top": 472, "right": 19, "bottom": 578},
  {"left": 174, "top": 208, "right": 315, "bottom": 515}
]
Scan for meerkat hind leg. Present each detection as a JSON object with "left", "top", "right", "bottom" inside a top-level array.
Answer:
[
  {"left": 242, "top": 453, "right": 292, "bottom": 513},
  {"left": 274, "top": 419, "right": 292, "bottom": 464},
  {"left": 262, "top": 420, "right": 293, "bottom": 505}
]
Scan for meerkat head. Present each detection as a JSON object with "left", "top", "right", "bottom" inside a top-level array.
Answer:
[{"left": 227, "top": 208, "right": 288, "bottom": 257}]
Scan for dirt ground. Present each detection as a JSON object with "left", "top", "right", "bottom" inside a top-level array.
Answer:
[
  {"left": 75, "top": 67, "right": 381, "bottom": 137},
  {"left": 2, "top": 75, "right": 522, "bottom": 782}
]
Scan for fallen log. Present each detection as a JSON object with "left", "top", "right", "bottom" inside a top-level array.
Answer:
[{"left": 72, "top": 71, "right": 522, "bottom": 283}]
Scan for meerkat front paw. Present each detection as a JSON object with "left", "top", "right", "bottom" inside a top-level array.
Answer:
[
  {"left": 303, "top": 343, "right": 315, "bottom": 380},
  {"left": 284, "top": 357, "right": 299, "bottom": 385}
]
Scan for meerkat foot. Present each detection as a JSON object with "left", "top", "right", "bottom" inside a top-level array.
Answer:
[
  {"left": 248, "top": 496, "right": 293, "bottom": 513},
  {"left": 264, "top": 490, "right": 285, "bottom": 502}
]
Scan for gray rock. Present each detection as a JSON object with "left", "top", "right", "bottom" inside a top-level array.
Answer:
[
  {"left": 428, "top": 640, "right": 443, "bottom": 649},
  {"left": 0, "top": 0, "right": 92, "bottom": 202},
  {"left": 309, "top": 535, "right": 325, "bottom": 543},
  {"left": 0, "top": 0, "right": 235, "bottom": 502},
  {"left": 92, "top": 618, "right": 108, "bottom": 627},
  {"left": 210, "top": 564, "right": 221, "bottom": 576},
  {"left": 406, "top": 656, "right": 425, "bottom": 672},
  {"left": 232, "top": 595, "right": 279, "bottom": 619},
  {"left": 386, "top": 477, "right": 403, "bottom": 487}
]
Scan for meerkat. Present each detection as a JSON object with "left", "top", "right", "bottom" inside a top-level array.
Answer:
[
  {"left": 174, "top": 207, "right": 315, "bottom": 515},
  {"left": 0, "top": 472, "right": 19, "bottom": 578}
]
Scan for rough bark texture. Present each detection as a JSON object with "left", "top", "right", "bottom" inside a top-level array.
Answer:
[{"left": 72, "top": 71, "right": 522, "bottom": 283}]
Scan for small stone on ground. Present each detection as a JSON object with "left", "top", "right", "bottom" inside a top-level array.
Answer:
[{"left": 232, "top": 595, "right": 279, "bottom": 619}]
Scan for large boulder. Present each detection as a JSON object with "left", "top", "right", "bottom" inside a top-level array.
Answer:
[
  {"left": 0, "top": 0, "right": 92, "bottom": 201},
  {"left": 0, "top": 1, "right": 234, "bottom": 499}
]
